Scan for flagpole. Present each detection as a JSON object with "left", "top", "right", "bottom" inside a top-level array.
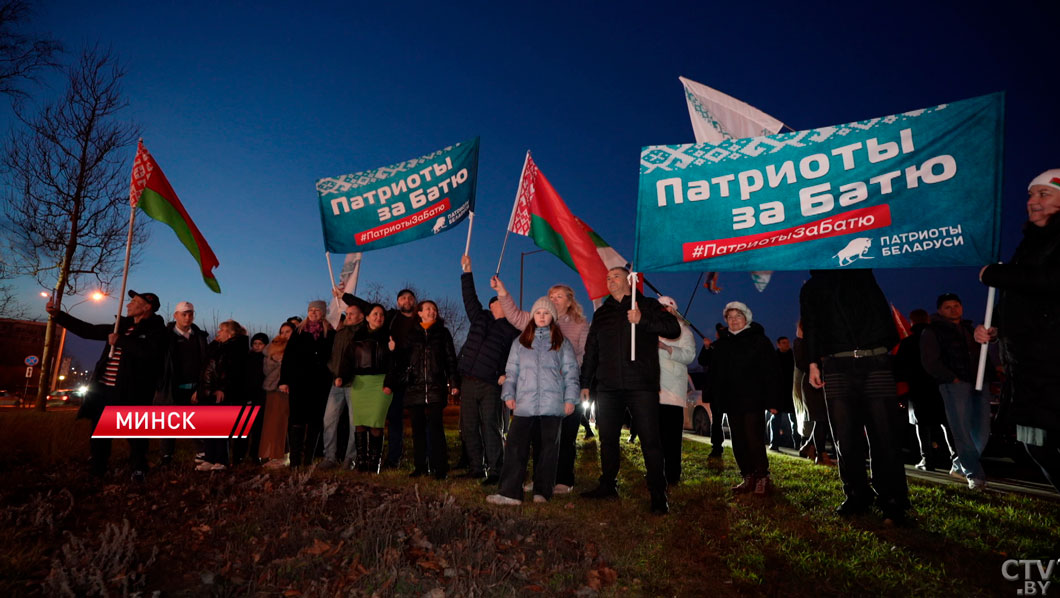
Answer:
[
  {"left": 975, "top": 284, "right": 996, "bottom": 391},
  {"left": 684, "top": 272, "right": 703, "bottom": 315},
  {"left": 463, "top": 211, "right": 474, "bottom": 256},
  {"left": 496, "top": 150, "right": 531, "bottom": 276},
  {"left": 110, "top": 204, "right": 138, "bottom": 357},
  {"left": 325, "top": 251, "right": 337, "bottom": 287},
  {"left": 629, "top": 270, "right": 637, "bottom": 361}
]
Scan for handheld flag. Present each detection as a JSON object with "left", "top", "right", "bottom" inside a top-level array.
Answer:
[
  {"left": 680, "top": 76, "right": 785, "bottom": 144},
  {"left": 129, "top": 141, "right": 221, "bottom": 292}
]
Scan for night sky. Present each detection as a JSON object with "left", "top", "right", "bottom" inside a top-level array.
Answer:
[{"left": 5, "top": 0, "right": 1058, "bottom": 368}]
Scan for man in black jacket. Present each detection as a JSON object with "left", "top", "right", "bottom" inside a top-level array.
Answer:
[
  {"left": 47, "top": 290, "right": 166, "bottom": 482},
  {"left": 579, "top": 267, "right": 680, "bottom": 514},
  {"left": 800, "top": 269, "right": 909, "bottom": 524},
  {"left": 457, "top": 256, "right": 520, "bottom": 484},
  {"left": 156, "top": 301, "right": 208, "bottom": 466},
  {"left": 921, "top": 293, "right": 991, "bottom": 490}
]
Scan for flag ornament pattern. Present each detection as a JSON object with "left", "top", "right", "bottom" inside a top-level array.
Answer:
[
  {"left": 130, "top": 141, "right": 221, "bottom": 293},
  {"left": 509, "top": 153, "right": 630, "bottom": 300},
  {"left": 679, "top": 76, "right": 785, "bottom": 145}
]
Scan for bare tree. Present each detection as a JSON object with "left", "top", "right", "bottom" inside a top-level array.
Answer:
[
  {"left": 0, "top": 0, "right": 62, "bottom": 100},
  {"left": 1, "top": 47, "right": 142, "bottom": 409}
]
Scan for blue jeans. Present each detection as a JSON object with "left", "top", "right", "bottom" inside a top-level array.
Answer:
[
  {"left": 939, "top": 382, "right": 991, "bottom": 480},
  {"left": 323, "top": 385, "right": 355, "bottom": 463}
]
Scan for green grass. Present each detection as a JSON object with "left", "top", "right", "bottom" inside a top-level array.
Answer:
[{"left": 2, "top": 408, "right": 1059, "bottom": 596}]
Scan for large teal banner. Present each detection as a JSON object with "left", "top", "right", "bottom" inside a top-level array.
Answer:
[
  {"left": 634, "top": 94, "right": 1004, "bottom": 272},
  {"left": 317, "top": 137, "right": 479, "bottom": 253}
]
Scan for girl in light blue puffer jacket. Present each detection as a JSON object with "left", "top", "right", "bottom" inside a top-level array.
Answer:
[{"left": 487, "top": 297, "right": 579, "bottom": 505}]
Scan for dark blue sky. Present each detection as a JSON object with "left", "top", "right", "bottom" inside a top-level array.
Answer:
[{"left": 7, "top": 0, "right": 1058, "bottom": 366}]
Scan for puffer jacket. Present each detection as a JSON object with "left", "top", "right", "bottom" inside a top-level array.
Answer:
[
  {"left": 501, "top": 328, "right": 580, "bottom": 417},
  {"left": 658, "top": 321, "right": 695, "bottom": 407},
  {"left": 200, "top": 334, "right": 250, "bottom": 406},
  {"left": 388, "top": 321, "right": 460, "bottom": 406},
  {"left": 457, "top": 272, "right": 520, "bottom": 380}
]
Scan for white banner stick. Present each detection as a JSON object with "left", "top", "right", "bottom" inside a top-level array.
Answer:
[
  {"left": 325, "top": 252, "right": 337, "bottom": 287},
  {"left": 464, "top": 211, "right": 475, "bottom": 256},
  {"left": 109, "top": 205, "right": 138, "bottom": 358},
  {"left": 975, "top": 284, "right": 996, "bottom": 391},
  {"left": 629, "top": 271, "right": 637, "bottom": 362}
]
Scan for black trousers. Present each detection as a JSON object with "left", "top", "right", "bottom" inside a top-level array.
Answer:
[
  {"left": 410, "top": 402, "right": 448, "bottom": 474},
  {"left": 499, "top": 415, "right": 562, "bottom": 500},
  {"left": 160, "top": 386, "right": 195, "bottom": 459},
  {"left": 658, "top": 404, "right": 684, "bottom": 484},
  {"left": 821, "top": 355, "right": 909, "bottom": 509},
  {"left": 88, "top": 386, "right": 148, "bottom": 475},
  {"left": 386, "top": 387, "right": 406, "bottom": 465},
  {"left": 596, "top": 389, "right": 666, "bottom": 492},
  {"left": 555, "top": 411, "right": 581, "bottom": 487},
  {"left": 708, "top": 403, "right": 726, "bottom": 453},
  {"left": 459, "top": 377, "right": 504, "bottom": 476},
  {"left": 728, "top": 410, "right": 769, "bottom": 477}
]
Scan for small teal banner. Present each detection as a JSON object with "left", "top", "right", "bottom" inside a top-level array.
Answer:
[
  {"left": 635, "top": 94, "right": 1004, "bottom": 272},
  {"left": 317, "top": 137, "right": 479, "bottom": 253}
]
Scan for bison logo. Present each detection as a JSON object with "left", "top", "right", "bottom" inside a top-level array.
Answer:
[
  {"left": 834, "top": 237, "right": 874, "bottom": 267},
  {"left": 431, "top": 217, "right": 446, "bottom": 234}
]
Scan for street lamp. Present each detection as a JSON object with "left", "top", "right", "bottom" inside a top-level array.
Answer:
[
  {"left": 519, "top": 249, "right": 547, "bottom": 309},
  {"left": 46, "top": 290, "right": 108, "bottom": 390}
]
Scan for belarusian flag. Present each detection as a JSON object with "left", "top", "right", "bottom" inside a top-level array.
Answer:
[
  {"left": 508, "top": 152, "right": 630, "bottom": 300},
  {"left": 129, "top": 141, "right": 221, "bottom": 293}
]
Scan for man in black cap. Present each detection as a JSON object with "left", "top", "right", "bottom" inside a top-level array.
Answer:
[
  {"left": 46, "top": 290, "right": 167, "bottom": 481},
  {"left": 920, "top": 292, "right": 993, "bottom": 490}
]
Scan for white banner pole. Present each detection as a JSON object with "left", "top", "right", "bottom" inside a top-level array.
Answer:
[
  {"left": 975, "top": 284, "right": 996, "bottom": 391},
  {"left": 629, "top": 271, "right": 637, "bottom": 362},
  {"left": 464, "top": 212, "right": 474, "bottom": 256}
]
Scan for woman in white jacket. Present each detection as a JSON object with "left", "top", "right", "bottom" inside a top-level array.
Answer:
[{"left": 657, "top": 296, "right": 696, "bottom": 485}]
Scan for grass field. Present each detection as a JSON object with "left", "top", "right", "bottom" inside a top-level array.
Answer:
[{"left": 2, "top": 408, "right": 1058, "bottom": 596}]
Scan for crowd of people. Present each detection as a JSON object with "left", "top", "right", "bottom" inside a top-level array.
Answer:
[{"left": 45, "top": 169, "right": 1060, "bottom": 523}]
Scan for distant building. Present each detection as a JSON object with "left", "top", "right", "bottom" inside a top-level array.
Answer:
[{"left": 0, "top": 318, "right": 47, "bottom": 397}]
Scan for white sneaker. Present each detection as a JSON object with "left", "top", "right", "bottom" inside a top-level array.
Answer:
[
  {"left": 523, "top": 481, "right": 533, "bottom": 492},
  {"left": 553, "top": 484, "right": 574, "bottom": 494},
  {"left": 486, "top": 494, "right": 522, "bottom": 506},
  {"left": 948, "top": 461, "right": 966, "bottom": 480},
  {"left": 968, "top": 477, "right": 986, "bottom": 491},
  {"left": 533, "top": 494, "right": 547, "bottom": 503},
  {"left": 210, "top": 463, "right": 227, "bottom": 471},
  {"left": 194, "top": 452, "right": 205, "bottom": 464},
  {"left": 195, "top": 461, "right": 215, "bottom": 471}
]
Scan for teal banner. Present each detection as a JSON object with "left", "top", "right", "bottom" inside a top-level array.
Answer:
[
  {"left": 317, "top": 137, "right": 479, "bottom": 253},
  {"left": 634, "top": 94, "right": 1004, "bottom": 272}
]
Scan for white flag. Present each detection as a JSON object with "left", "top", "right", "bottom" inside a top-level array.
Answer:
[
  {"left": 750, "top": 271, "right": 773, "bottom": 293},
  {"left": 679, "top": 76, "right": 784, "bottom": 144},
  {"left": 327, "top": 252, "right": 362, "bottom": 328}
]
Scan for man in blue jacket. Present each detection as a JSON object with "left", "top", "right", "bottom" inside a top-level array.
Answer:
[{"left": 457, "top": 255, "right": 520, "bottom": 484}]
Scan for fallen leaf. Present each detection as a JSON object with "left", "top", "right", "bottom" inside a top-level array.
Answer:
[{"left": 302, "top": 539, "right": 331, "bottom": 556}]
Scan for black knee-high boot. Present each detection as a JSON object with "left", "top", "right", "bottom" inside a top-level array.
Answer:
[
  {"left": 356, "top": 431, "right": 371, "bottom": 472},
  {"left": 368, "top": 434, "right": 384, "bottom": 474},
  {"left": 288, "top": 424, "right": 306, "bottom": 468}
]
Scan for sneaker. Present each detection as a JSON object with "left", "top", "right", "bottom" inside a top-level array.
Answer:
[
  {"left": 194, "top": 452, "right": 205, "bottom": 464},
  {"left": 533, "top": 494, "right": 547, "bottom": 503},
  {"left": 130, "top": 470, "right": 145, "bottom": 483},
  {"left": 731, "top": 476, "right": 755, "bottom": 494},
  {"left": 968, "top": 477, "right": 987, "bottom": 491},
  {"left": 835, "top": 498, "right": 871, "bottom": 517},
  {"left": 523, "top": 481, "right": 533, "bottom": 492},
  {"left": 580, "top": 484, "right": 619, "bottom": 499},
  {"left": 914, "top": 457, "right": 933, "bottom": 472},
  {"left": 553, "top": 484, "right": 574, "bottom": 494},
  {"left": 486, "top": 494, "right": 522, "bottom": 506},
  {"left": 210, "top": 463, "right": 227, "bottom": 471},
  {"left": 948, "top": 461, "right": 966, "bottom": 480},
  {"left": 195, "top": 461, "right": 215, "bottom": 471},
  {"left": 753, "top": 476, "right": 773, "bottom": 496}
]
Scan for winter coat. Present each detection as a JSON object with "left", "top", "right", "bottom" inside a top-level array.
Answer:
[
  {"left": 497, "top": 292, "right": 590, "bottom": 365},
  {"left": 658, "top": 321, "right": 696, "bottom": 407},
  {"left": 774, "top": 349, "right": 796, "bottom": 413},
  {"left": 457, "top": 272, "right": 520, "bottom": 381},
  {"left": 279, "top": 326, "right": 335, "bottom": 424},
  {"left": 893, "top": 324, "right": 945, "bottom": 425},
  {"left": 501, "top": 329, "right": 580, "bottom": 417},
  {"left": 52, "top": 310, "right": 166, "bottom": 407},
  {"left": 346, "top": 324, "right": 392, "bottom": 377},
  {"left": 388, "top": 321, "right": 460, "bottom": 407},
  {"left": 980, "top": 216, "right": 1060, "bottom": 431},
  {"left": 343, "top": 292, "right": 419, "bottom": 351},
  {"left": 799, "top": 269, "right": 899, "bottom": 366},
  {"left": 706, "top": 322, "right": 781, "bottom": 414},
  {"left": 581, "top": 294, "right": 680, "bottom": 393},
  {"left": 155, "top": 322, "right": 208, "bottom": 404},
  {"left": 920, "top": 314, "right": 989, "bottom": 384},
  {"left": 200, "top": 334, "right": 250, "bottom": 406}
]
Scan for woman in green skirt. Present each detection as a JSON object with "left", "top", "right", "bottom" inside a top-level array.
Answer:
[{"left": 348, "top": 303, "right": 393, "bottom": 473}]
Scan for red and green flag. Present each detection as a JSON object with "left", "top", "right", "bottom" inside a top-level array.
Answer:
[
  {"left": 508, "top": 152, "right": 633, "bottom": 300},
  {"left": 129, "top": 141, "right": 221, "bottom": 293}
]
